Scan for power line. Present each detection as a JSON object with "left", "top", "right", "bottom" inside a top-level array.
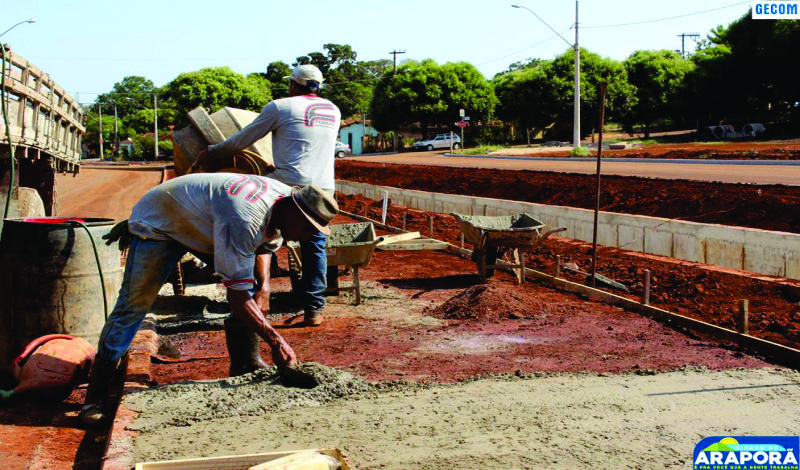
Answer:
[
  {"left": 582, "top": 1, "right": 750, "bottom": 29},
  {"left": 476, "top": 28, "right": 572, "bottom": 68}
]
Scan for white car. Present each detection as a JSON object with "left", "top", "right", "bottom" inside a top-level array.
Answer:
[
  {"left": 335, "top": 141, "right": 351, "bottom": 158},
  {"left": 413, "top": 133, "right": 461, "bottom": 151}
]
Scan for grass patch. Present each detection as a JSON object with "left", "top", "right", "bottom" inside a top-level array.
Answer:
[{"left": 461, "top": 145, "right": 504, "bottom": 155}]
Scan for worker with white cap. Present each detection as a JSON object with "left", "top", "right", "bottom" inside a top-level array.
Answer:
[{"left": 193, "top": 64, "right": 341, "bottom": 329}]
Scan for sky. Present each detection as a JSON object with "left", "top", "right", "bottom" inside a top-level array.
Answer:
[{"left": 3, "top": 0, "right": 752, "bottom": 107}]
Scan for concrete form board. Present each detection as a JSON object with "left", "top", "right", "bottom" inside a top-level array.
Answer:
[{"left": 335, "top": 181, "right": 799, "bottom": 280}]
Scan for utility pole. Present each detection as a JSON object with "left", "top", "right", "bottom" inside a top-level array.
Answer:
[
  {"left": 98, "top": 103, "right": 103, "bottom": 159},
  {"left": 573, "top": 0, "right": 580, "bottom": 152},
  {"left": 677, "top": 33, "right": 699, "bottom": 59},
  {"left": 388, "top": 50, "right": 406, "bottom": 75},
  {"left": 153, "top": 93, "right": 158, "bottom": 160},
  {"left": 113, "top": 103, "right": 118, "bottom": 157}
]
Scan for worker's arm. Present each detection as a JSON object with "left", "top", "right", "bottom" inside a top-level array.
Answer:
[
  {"left": 226, "top": 288, "right": 297, "bottom": 370},
  {"left": 253, "top": 248, "right": 271, "bottom": 316}
]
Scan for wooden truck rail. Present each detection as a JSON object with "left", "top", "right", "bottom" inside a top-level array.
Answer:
[{"left": 1, "top": 45, "right": 85, "bottom": 173}]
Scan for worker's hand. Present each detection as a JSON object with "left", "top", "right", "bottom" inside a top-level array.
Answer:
[
  {"left": 270, "top": 336, "right": 297, "bottom": 371},
  {"left": 102, "top": 219, "right": 131, "bottom": 251},
  {"left": 254, "top": 286, "right": 270, "bottom": 316},
  {"left": 188, "top": 148, "right": 211, "bottom": 174}
]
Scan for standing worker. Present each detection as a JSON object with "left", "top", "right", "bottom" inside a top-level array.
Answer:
[
  {"left": 79, "top": 173, "right": 338, "bottom": 427},
  {"left": 192, "top": 64, "right": 341, "bottom": 327}
]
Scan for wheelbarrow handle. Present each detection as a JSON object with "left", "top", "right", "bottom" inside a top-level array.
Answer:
[{"left": 541, "top": 227, "right": 567, "bottom": 239}]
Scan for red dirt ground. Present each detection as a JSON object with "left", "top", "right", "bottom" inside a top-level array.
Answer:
[
  {"left": 505, "top": 140, "right": 800, "bottom": 159},
  {"left": 151, "top": 248, "right": 771, "bottom": 387},
  {"left": 335, "top": 160, "right": 800, "bottom": 233},
  {"left": 336, "top": 192, "right": 800, "bottom": 350}
]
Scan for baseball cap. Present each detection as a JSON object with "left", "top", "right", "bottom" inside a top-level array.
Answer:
[
  {"left": 285, "top": 64, "right": 324, "bottom": 87},
  {"left": 290, "top": 185, "right": 338, "bottom": 236}
]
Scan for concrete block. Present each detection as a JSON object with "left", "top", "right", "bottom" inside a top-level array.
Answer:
[
  {"left": 706, "top": 238, "right": 745, "bottom": 270},
  {"left": 643, "top": 228, "right": 673, "bottom": 256},
  {"left": 618, "top": 224, "right": 644, "bottom": 252}
]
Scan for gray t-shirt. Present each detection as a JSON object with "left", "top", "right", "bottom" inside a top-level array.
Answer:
[
  {"left": 128, "top": 173, "right": 290, "bottom": 291},
  {"left": 211, "top": 95, "right": 341, "bottom": 193}
]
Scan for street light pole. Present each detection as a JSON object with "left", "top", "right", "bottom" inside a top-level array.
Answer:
[
  {"left": 0, "top": 19, "right": 35, "bottom": 38},
  {"left": 511, "top": 2, "right": 580, "bottom": 150},
  {"left": 153, "top": 94, "right": 158, "bottom": 159},
  {"left": 573, "top": 1, "right": 580, "bottom": 151}
]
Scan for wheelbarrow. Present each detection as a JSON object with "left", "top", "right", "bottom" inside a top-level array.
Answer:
[
  {"left": 285, "top": 222, "right": 383, "bottom": 306},
  {"left": 451, "top": 213, "right": 566, "bottom": 283}
]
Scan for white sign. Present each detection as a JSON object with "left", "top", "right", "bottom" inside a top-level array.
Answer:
[{"left": 459, "top": 109, "right": 465, "bottom": 117}]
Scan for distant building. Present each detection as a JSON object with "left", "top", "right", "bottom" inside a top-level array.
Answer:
[{"left": 338, "top": 119, "right": 379, "bottom": 155}]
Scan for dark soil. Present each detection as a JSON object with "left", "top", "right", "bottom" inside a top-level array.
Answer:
[{"left": 335, "top": 160, "right": 800, "bottom": 233}]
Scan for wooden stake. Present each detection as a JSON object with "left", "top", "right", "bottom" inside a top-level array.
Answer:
[
  {"left": 738, "top": 299, "right": 749, "bottom": 334},
  {"left": 429, "top": 216, "right": 434, "bottom": 238},
  {"left": 402, "top": 212, "right": 407, "bottom": 231},
  {"left": 460, "top": 232, "right": 464, "bottom": 249},
  {"left": 642, "top": 269, "right": 651, "bottom": 305},
  {"left": 555, "top": 255, "right": 561, "bottom": 279}
]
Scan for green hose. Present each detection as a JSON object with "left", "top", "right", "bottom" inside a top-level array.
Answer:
[
  {"left": 69, "top": 220, "right": 109, "bottom": 320},
  {"left": 1, "top": 43, "right": 16, "bottom": 220}
]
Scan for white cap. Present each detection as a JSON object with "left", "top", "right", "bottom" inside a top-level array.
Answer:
[{"left": 285, "top": 64, "right": 324, "bottom": 87}]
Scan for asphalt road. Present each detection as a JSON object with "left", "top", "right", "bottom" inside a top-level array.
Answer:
[{"left": 348, "top": 151, "right": 800, "bottom": 185}]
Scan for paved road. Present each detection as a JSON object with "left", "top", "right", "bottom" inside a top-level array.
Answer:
[{"left": 347, "top": 151, "right": 800, "bottom": 185}]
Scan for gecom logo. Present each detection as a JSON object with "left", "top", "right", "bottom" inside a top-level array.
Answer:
[
  {"left": 752, "top": 1, "right": 800, "bottom": 19},
  {"left": 693, "top": 436, "right": 799, "bottom": 469}
]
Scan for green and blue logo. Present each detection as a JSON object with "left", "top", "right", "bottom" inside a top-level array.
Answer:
[{"left": 694, "top": 436, "right": 799, "bottom": 469}]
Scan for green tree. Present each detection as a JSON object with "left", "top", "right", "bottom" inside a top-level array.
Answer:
[
  {"left": 548, "top": 48, "right": 634, "bottom": 139},
  {"left": 687, "top": 12, "right": 800, "bottom": 131},
  {"left": 294, "top": 44, "right": 390, "bottom": 119},
  {"left": 622, "top": 50, "right": 695, "bottom": 137},
  {"left": 160, "top": 67, "right": 272, "bottom": 128},
  {"left": 493, "top": 61, "right": 560, "bottom": 139},
  {"left": 370, "top": 59, "right": 497, "bottom": 135},
  {"left": 95, "top": 76, "right": 156, "bottom": 119},
  {"left": 262, "top": 61, "right": 292, "bottom": 99}
]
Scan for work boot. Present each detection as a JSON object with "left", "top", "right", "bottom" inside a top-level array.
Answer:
[
  {"left": 224, "top": 317, "right": 270, "bottom": 376},
  {"left": 78, "top": 354, "right": 127, "bottom": 428},
  {"left": 303, "top": 309, "right": 324, "bottom": 327}
]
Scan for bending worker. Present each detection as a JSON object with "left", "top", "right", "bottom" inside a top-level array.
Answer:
[
  {"left": 79, "top": 173, "right": 338, "bottom": 427},
  {"left": 193, "top": 64, "right": 341, "bottom": 327}
]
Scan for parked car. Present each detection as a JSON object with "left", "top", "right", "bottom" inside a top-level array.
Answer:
[
  {"left": 335, "top": 141, "right": 351, "bottom": 158},
  {"left": 412, "top": 133, "right": 461, "bottom": 151}
]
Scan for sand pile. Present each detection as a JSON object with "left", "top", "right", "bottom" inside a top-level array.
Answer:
[
  {"left": 124, "top": 362, "right": 373, "bottom": 432},
  {"left": 425, "top": 283, "right": 559, "bottom": 321}
]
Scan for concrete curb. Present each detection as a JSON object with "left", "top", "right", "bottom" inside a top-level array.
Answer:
[{"left": 103, "top": 314, "right": 159, "bottom": 470}]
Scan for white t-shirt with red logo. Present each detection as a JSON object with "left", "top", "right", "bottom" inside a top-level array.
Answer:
[
  {"left": 211, "top": 95, "right": 341, "bottom": 193},
  {"left": 128, "top": 173, "right": 289, "bottom": 291}
]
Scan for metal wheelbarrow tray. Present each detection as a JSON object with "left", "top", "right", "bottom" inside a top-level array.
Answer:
[
  {"left": 286, "top": 222, "right": 382, "bottom": 305},
  {"left": 451, "top": 213, "right": 566, "bottom": 283}
]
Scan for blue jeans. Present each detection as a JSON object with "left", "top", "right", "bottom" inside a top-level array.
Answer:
[
  {"left": 96, "top": 237, "right": 211, "bottom": 361},
  {"left": 300, "top": 232, "right": 327, "bottom": 313}
]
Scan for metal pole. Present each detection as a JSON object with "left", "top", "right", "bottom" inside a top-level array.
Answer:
[
  {"left": 589, "top": 82, "right": 607, "bottom": 288},
  {"left": 114, "top": 103, "right": 118, "bottom": 157},
  {"left": 573, "top": 0, "right": 580, "bottom": 151},
  {"left": 153, "top": 94, "right": 158, "bottom": 160},
  {"left": 98, "top": 103, "right": 103, "bottom": 158}
]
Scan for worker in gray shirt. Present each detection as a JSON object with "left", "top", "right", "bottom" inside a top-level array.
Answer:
[{"left": 194, "top": 64, "right": 341, "bottom": 328}]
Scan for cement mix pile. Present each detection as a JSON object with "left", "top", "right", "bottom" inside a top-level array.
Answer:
[{"left": 125, "top": 367, "right": 800, "bottom": 469}]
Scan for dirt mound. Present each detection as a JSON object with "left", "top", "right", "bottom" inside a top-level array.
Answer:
[{"left": 426, "top": 283, "right": 554, "bottom": 321}]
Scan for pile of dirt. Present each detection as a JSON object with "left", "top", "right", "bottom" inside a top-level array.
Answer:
[
  {"left": 335, "top": 160, "right": 800, "bottom": 233},
  {"left": 426, "top": 283, "right": 552, "bottom": 321},
  {"left": 334, "top": 192, "right": 800, "bottom": 349}
]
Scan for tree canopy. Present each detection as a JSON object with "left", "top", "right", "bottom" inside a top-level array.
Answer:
[
  {"left": 370, "top": 59, "right": 496, "bottom": 134},
  {"left": 622, "top": 50, "right": 694, "bottom": 137},
  {"left": 160, "top": 66, "right": 272, "bottom": 128}
]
